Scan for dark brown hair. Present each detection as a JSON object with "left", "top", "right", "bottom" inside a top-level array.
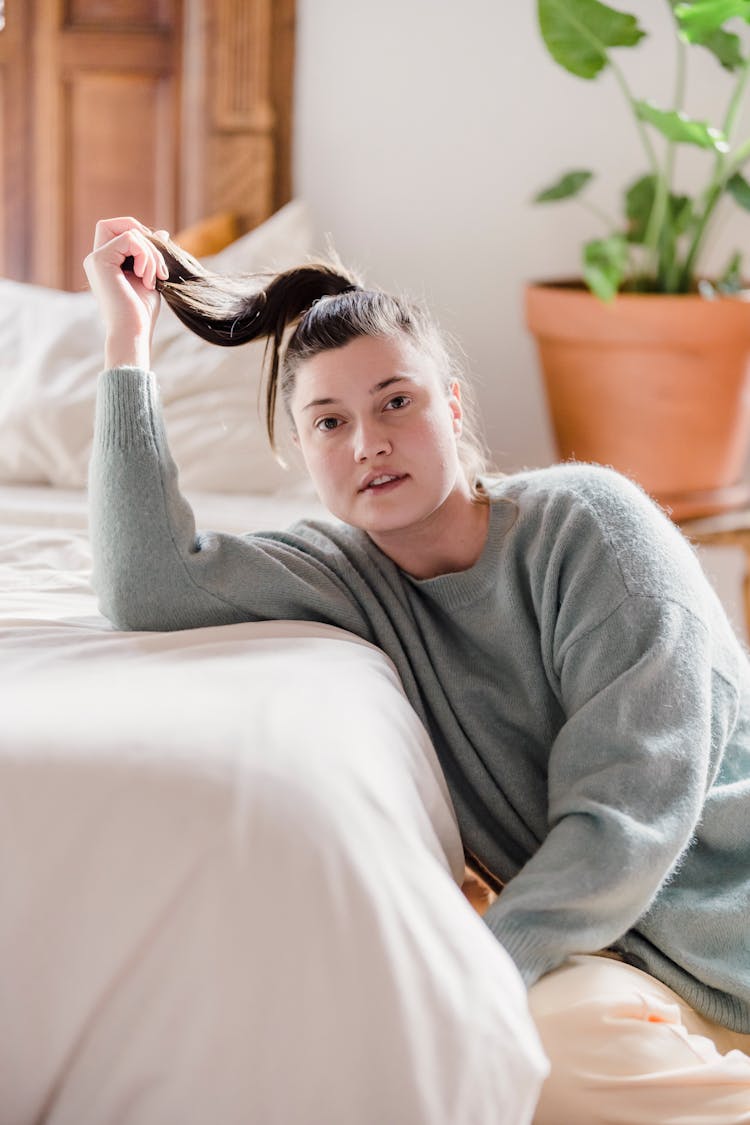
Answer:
[{"left": 141, "top": 233, "right": 491, "bottom": 494}]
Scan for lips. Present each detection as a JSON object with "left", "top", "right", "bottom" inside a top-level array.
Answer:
[{"left": 358, "top": 472, "right": 407, "bottom": 493}]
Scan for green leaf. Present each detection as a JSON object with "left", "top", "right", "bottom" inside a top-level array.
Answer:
[
  {"left": 698, "top": 27, "right": 745, "bottom": 70},
  {"left": 717, "top": 249, "right": 744, "bottom": 291},
  {"left": 673, "top": 1, "right": 747, "bottom": 68},
  {"left": 533, "top": 169, "right": 594, "bottom": 202},
  {"left": 670, "top": 194, "right": 695, "bottom": 236},
  {"left": 624, "top": 175, "right": 693, "bottom": 243},
  {"left": 537, "top": 0, "right": 646, "bottom": 80},
  {"left": 625, "top": 175, "right": 656, "bottom": 242},
  {"left": 675, "top": 0, "right": 750, "bottom": 40},
  {"left": 635, "top": 101, "right": 728, "bottom": 149},
  {"left": 583, "top": 235, "right": 629, "bottom": 300},
  {"left": 727, "top": 171, "right": 750, "bottom": 209}
]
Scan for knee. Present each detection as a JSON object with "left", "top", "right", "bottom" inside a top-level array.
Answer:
[
  {"left": 527, "top": 955, "right": 680, "bottom": 1124},
  {"left": 526, "top": 954, "right": 749, "bottom": 1125}
]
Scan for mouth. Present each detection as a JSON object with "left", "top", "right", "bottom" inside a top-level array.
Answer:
[{"left": 359, "top": 473, "right": 408, "bottom": 494}]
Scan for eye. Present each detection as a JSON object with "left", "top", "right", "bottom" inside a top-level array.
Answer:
[
  {"left": 314, "top": 416, "right": 342, "bottom": 433},
  {"left": 384, "top": 394, "right": 411, "bottom": 411}
]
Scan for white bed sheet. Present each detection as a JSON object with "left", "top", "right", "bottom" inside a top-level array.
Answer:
[{"left": 0, "top": 485, "right": 547, "bottom": 1125}]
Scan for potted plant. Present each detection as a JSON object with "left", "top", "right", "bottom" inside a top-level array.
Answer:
[{"left": 525, "top": 0, "right": 750, "bottom": 520}]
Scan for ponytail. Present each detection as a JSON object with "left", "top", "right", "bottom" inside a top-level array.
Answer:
[{"left": 139, "top": 232, "right": 360, "bottom": 448}]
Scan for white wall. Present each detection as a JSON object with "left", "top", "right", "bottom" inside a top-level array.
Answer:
[
  {"left": 293, "top": 0, "right": 750, "bottom": 634},
  {"left": 294, "top": 1, "right": 750, "bottom": 468}
]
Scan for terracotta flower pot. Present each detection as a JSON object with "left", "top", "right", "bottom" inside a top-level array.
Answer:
[{"left": 525, "top": 281, "right": 750, "bottom": 520}]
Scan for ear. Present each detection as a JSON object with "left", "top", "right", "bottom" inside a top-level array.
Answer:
[{"left": 448, "top": 379, "right": 463, "bottom": 435}]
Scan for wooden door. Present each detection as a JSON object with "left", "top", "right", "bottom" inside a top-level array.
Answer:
[{"left": 0, "top": 0, "right": 295, "bottom": 290}]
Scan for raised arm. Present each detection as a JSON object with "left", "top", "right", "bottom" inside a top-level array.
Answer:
[
  {"left": 84, "top": 219, "right": 367, "bottom": 637},
  {"left": 83, "top": 215, "right": 170, "bottom": 370}
]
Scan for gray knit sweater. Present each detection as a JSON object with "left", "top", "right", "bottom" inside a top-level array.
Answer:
[{"left": 90, "top": 367, "right": 750, "bottom": 1033}]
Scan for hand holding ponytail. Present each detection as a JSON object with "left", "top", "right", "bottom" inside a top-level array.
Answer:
[
  {"left": 85, "top": 213, "right": 359, "bottom": 380},
  {"left": 84, "top": 216, "right": 172, "bottom": 370}
]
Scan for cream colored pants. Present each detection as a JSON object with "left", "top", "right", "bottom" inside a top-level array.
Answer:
[{"left": 529, "top": 954, "right": 750, "bottom": 1125}]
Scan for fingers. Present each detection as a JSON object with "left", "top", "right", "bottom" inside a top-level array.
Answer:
[
  {"left": 129, "top": 237, "right": 159, "bottom": 291},
  {"left": 92, "top": 217, "right": 170, "bottom": 280},
  {"left": 93, "top": 216, "right": 153, "bottom": 251},
  {"left": 86, "top": 227, "right": 169, "bottom": 291},
  {"left": 126, "top": 231, "right": 169, "bottom": 289}
]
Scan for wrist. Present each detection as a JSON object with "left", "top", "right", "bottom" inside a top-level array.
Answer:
[{"left": 105, "top": 334, "right": 151, "bottom": 371}]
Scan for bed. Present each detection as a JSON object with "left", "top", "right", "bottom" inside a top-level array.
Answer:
[
  {"left": 0, "top": 199, "right": 547, "bottom": 1121},
  {"left": 1, "top": 4, "right": 547, "bottom": 1117}
]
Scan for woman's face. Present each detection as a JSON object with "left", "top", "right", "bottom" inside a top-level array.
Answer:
[{"left": 289, "top": 333, "right": 467, "bottom": 539}]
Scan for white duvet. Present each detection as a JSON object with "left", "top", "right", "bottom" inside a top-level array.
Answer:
[{"left": 0, "top": 485, "right": 547, "bottom": 1125}]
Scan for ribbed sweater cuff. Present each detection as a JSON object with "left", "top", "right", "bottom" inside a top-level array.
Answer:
[
  {"left": 483, "top": 914, "right": 561, "bottom": 990},
  {"left": 94, "top": 366, "right": 158, "bottom": 452},
  {"left": 487, "top": 913, "right": 750, "bottom": 1033}
]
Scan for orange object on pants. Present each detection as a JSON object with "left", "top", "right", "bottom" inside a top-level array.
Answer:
[{"left": 529, "top": 954, "right": 750, "bottom": 1125}]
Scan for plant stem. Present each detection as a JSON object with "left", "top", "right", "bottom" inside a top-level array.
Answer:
[
  {"left": 724, "top": 135, "right": 750, "bottom": 178},
  {"left": 670, "top": 2, "right": 687, "bottom": 110},
  {"left": 553, "top": 5, "right": 662, "bottom": 179},
  {"left": 608, "top": 57, "right": 661, "bottom": 176},
  {"left": 667, "top": 6, "right": 686, "bottom": 185},
  {"left": 651, "top": 13, "right": 688, "bottom": 290},
  {"left": 680, "top": 179, "right": 724, "bottom": 288},
  {"left": 722, "top": 57, "right": 750, "bottom": 161},
  {"left": 605, "top": 54, "right": 668, "bottom": 288},
  {"left": 680, "top": 61, "right": 750, "bottom": 289}
]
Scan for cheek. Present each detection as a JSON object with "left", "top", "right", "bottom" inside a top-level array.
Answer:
[
  {"left": 297, "top": 438, "right": 343, "bottom": 489},
  {"left": 419, "top": 411, "right": 460, "bottom": 466}
]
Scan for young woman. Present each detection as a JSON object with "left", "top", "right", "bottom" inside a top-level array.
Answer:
[{"left": 85, "top": 216, "right": 750, "bottom": 1124}]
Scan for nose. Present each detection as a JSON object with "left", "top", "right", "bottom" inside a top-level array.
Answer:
[{"left": 353, "top": 420, "right": 392, "bottom": 462}]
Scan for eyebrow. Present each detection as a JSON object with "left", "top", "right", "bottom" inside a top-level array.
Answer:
[{"left": 302, "top": 375, "right": 414, "bottom": 413}]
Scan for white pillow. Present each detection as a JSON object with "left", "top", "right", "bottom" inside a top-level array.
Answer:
[{"left": 0, "top": 200, "right": 315, "bottom": 493}]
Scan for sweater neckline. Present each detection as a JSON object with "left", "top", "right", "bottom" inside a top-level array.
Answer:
[{"left": 402, "top": 494, "right": 517, "bottom": 610}]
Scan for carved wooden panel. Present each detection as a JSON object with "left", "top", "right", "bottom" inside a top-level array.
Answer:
[
  {"left": 66, "top": 0, "right": 172, "bottom": 24},
  {"left": 180, "top": 0, "right": 295, "bottom": 234},
  {"left": 65, "top": 73, "right": 178, "bottom": 290},
  {"left": 0, "top": 0, "right": 31, "bottom": 280},
  {"left": 0, "top": 0, "right": 295, "bottom": 289}
]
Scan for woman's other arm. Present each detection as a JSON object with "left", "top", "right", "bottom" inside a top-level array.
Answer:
[{"left": 482, "top": 469, "right": 740, "bottom": 988}]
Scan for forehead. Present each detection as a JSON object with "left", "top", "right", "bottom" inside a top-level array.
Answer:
[{"left": 292, "top": 333, "right": 434, "bottom": 396}]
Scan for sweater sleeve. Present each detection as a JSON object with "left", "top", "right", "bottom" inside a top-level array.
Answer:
[
  {"left": 480, "top": 469, "right": 742, "bottom": 988},
  {"left": 88, "top": 367, "right": 368, "bottom": 634},
  {"left": 483, "top": 592, "right": 739, "bottom": 987}
]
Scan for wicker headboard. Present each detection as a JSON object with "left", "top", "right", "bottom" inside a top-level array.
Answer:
[{"left": 0, "top": 0, "right": 295, "bottom": 291}]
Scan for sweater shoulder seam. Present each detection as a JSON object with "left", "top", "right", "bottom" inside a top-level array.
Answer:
[
  {"left": 565, "top": 485, "right": 716, "bottom": 638},
  {"left": 561, "top": 590, "right": 711, "bottom": 658}
]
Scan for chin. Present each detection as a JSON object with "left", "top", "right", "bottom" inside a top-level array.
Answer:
[
  {"left": 363, "top": 507, "right": 436, "bottom": 537},
  {"left": 333, "top": 507, "right": 406, "bottom": 535}
]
